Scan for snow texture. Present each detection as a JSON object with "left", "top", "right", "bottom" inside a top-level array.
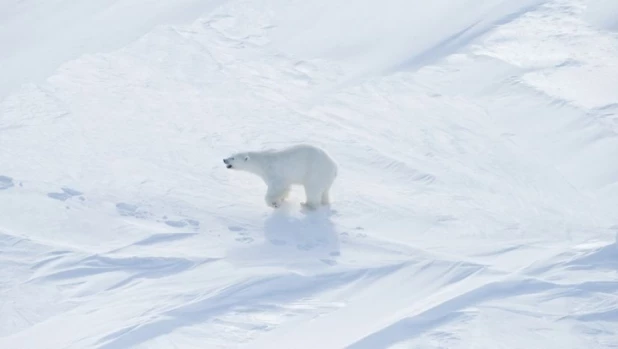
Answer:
[{"left": 1, "top": 0, "right": 617, "bottom": 348}]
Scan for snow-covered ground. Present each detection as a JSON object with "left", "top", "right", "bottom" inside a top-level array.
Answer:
[{"left": 1, "top": 0, "right": 617, "bottom": 348}]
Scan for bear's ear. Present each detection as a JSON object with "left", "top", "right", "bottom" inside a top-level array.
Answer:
[{"left": 244, "top": 156, "right": 250, "bottom": 161}]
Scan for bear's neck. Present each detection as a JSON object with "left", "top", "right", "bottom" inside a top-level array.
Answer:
[{"left": 242, "top": 152, "right": 270, "bottom": 181}]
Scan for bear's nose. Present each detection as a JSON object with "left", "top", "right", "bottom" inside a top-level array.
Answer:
[{"left": 223, "top": 158, "right": 228, "bottom": 164}]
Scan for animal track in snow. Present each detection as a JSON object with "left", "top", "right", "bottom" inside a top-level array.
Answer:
[
  {"left": 165, "top": 220, "right": 188, "bottom": 228},
  {"left": 165, "top": 218, "right": 200, "bottom": 229},
  {"left": 236, "top": 236, "right": 255, "bottom": 243},
  {"left": 0, "top": 176, "right": 14, "bottom": 190},
  {"left": 115, "top": 202, "right": 200, "bottom": 230},
  {"left": 115, "top": 203, "right": 149, "bottom": 219},
  {"left": 228, "top": 226, "right": 255, "bottom": 243},
  {"left": 47, "top": 187, "right": 84, "bottom": 201}
]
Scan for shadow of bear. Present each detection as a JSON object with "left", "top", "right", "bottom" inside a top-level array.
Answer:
[
  {"left": 226, "top": 202, "right": 340, "bottom": 267},
  {"left": 264, "top": 204, "right": 339, "bottom": 256}
]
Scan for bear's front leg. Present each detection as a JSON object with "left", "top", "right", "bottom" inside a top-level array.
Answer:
[{"left": 265, "top": 183, "right": 288, "bottom": 208}]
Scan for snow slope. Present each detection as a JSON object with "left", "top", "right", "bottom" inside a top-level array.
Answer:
[
  {"left": 1, "top": 0, "right": 617, "bottom": 348},
  {"left": 0, "top": 0, "right": 226, "bottom": 100}
]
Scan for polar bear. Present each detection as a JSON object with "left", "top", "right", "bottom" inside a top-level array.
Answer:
[{"left": 223, "top": 144, "right": 337, "bottom": 210}]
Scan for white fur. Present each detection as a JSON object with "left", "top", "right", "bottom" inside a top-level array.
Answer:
[{"left": 223, "top": 144, "right": 338, "bottom": 209}]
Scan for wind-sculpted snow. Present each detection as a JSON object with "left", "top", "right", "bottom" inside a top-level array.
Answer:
[{"left": 1, "top": 0, "right": 617, "bottom": 348}]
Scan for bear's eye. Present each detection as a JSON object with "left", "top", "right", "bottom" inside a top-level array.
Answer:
[{"left": 231, "top": 157, "right": 235, "bottom": 160}]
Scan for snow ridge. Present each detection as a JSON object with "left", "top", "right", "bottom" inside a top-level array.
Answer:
[{"left": 1, "top": 0, "right": 617, "bottom": 348}]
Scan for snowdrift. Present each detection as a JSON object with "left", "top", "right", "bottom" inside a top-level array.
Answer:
[{"left": 1, "top": 0, "right": 617, "bottom": 348}]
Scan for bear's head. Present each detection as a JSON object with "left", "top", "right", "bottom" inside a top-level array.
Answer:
[{"left": 222, "top": 153, "right": 250, "bottom": 170}]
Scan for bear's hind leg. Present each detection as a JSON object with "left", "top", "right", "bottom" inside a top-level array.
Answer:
[
  {"left": 302, "top": 184, "right": 323, "bottom": 210},
  {"left": 321, "top": 182, "right": 332, "bottom": 205},
  {"left": 321, "top": 190, "right": 330, "bottom": 205},
  {"left": 281, "top": 186, "right": 291, "bottom": 200}
]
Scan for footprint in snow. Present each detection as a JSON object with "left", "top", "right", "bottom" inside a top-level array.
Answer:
[
  {"left": 228, "top": 226, "right": 255, "bottom": 244},
  {"left": 115, "top": 202, "right": 200, "bottom": 230},
  {"left": 115, "top": 203, "right": 149, "bottom": 219},
  {"left": 0, "top": 176, "right": 14, "bottom": 190},
  {"left": 165, "top": 220, "right": 188, "bottom": 228},
  {"left": 320, "top": 258, "right": 337, "bottom": 266},
  {"left": 185, "top": 219, "right": 200, "bottom": 227},
  {"left": 236, "top": 236, "right": 254, "bottom": 243},
  {"left": 165, "top": 218, "right": 200, "bottom": 229},
  {"left": 47, "top": 187, "right": 84, "bottom": 201}
]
